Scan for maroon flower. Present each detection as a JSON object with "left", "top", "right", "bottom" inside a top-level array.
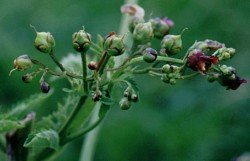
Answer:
[
  {"left": 219, "top": 74, "right": 247, "bottom": 90},
  {"left": 187, "top": 50, "right": 219, "bottom": 73}
]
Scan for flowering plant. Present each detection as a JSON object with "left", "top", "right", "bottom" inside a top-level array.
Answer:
[{"left": 1, "top": 2, "right": 246, "bottom": 161}]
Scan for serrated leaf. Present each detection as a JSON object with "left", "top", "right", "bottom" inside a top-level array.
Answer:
[
  {"left": 36, "top": 94, "right": 79, "bottom": 131},
  {"left": 124, "top": 77, "right": 139, "bottom": 92},
  {"left": 24, "top": 129, "right": 59, "bottom": 150},
  {"left": 100, "top": 96, "right": 114, "bottom": 106},
  {"left": 8, "top": 92, "right": 52, "bottom": 119},
  {"left": 0, "top": 119, "right": 24, "bottom": 133}
]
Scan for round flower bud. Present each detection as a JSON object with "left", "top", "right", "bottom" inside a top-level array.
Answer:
[
  {"left": 13, "top": 55, "right": 33, "bottom": 71},
  {"left": 103, "top": 32, "right": 125, "bottom": 56},
  {"left": 128, "top": 16, "right": 145, "bottom": 33},
  {"left": 34, "top": 31, "right": 55, "bottom": 53},
  {"left": 133, "top": 22, "right": 153, "bottom": 44},
  {"left": 72, "top": 28, "right": 91, "bottom": 52},
  {"left": 150, "top": 17, "right": 174, "bottom": 38},
  {"left": 88, "top": 61, "right": 98, "bottom": 70},
  {"left": 22, "top": 73, "right": 33, "bottom": 83},
  {"left": 123, "top": 87, "right": 132, "bottom": 98},
  {"left": 161, "top": 64, "right": 180, "bottom": 73},
  {"left": 131, "top": 94, "right": 139, "bottom": 102},
  {"left": 216, "top": 47, "right": 235, "bottom": 60},
  {"left": 142, "top": 48, "right": 158, "bottom": 63},
  {"left": 161, "top": 34, "right": 182, "bottom": 55},
  {"left": 119, "top": 97, "right": 131, "bottom": 110},
  {"left": 40, "top": 81, "right": 50, "bottom": 93},
  {"left": 206, "top": 73, "right": 220, "bottom": 82}
]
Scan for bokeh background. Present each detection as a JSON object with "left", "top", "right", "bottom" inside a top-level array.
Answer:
[{"left": 1, "top": 0, "right": 250, "bottom": 161}]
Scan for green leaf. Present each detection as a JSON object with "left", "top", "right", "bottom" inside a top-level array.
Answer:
[
  {"left": 36, "top": 94, "right": 79, "bottom": 131},
  {"left": 24, "top": 129, "right": 59, "bottom": 150},
  {"left": 8, "top": 91, "right": 52, "bottom": 119},
  {"left": 0, "top": 119, "right": 24, "bottom": 133},
  {"left": 100, "top": 96, "right": 114, "bottom": 106}
]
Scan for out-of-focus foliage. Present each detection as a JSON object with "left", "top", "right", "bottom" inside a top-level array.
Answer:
[{"left": 0, "top": 0, "right": 249, "bottom": 161}]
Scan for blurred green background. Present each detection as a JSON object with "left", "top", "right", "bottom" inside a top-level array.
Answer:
[{"left": 1, "top": 0, "right": 250, "bottom": 161}]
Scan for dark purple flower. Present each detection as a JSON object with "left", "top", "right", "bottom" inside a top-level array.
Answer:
[
  {"left": 219, "top": 74, "right": 247, "bottom": 90},
  {"left": 187, "top": 50, "right": 219, "bottom": 73}
]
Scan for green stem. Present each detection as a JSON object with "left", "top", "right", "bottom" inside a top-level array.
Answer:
[
  {"left": 49, "top": 50, "right": 66, "bottom": 72},
  {"left": 81, "top": 51, "right": 89, "bottom": 94},
  {"left": 59, "top": 95, "right": 89, "bottom": 145},
  {"left": 65, "top": 103, "right": 110, "bottom": 144}
]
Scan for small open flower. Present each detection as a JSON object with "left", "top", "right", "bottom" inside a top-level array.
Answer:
[
  {"left": 187, "top": 49, "right": 219, "bottom": 73},
  {"left": 219, "top": 74, "right": 247, "bottom": 90}
]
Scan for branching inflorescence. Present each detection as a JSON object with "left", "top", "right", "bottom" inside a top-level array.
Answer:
[{"left": 6, "top": 3, "right": 247, "bottom": 161}]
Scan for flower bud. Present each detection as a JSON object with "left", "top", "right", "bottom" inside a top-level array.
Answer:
[
  {"left": 150, "top": 17, "right": 174, "bottom": 38},
  {"left": 219, "top": 65, "right": 235, "bottom": 75},
  {"left": 142, "top": 48, "right": 157, "bottom": 63},
  {"left": 216, "top": 47, "right": 235, "bottom": 60},
  {"left": 22, "top": 73, "right": 33, "bottom": 83},
  {"left": 189, "top": 39, "right": 225, "bottom": 52},
  {"left": 40, "top": 81, "right": 50, "bottom": 93},
  {"left": 34, "top": 31, "right": 55, "bottom": 53},
  {"left": 123, "top": 87, "right": 132, "bottom": 98},
  {"left": 92, "top": 90, "right": 102, "bottom": 102},
  {"left": 161, "top": 34, "right": 182, "bottom": 55},
  {"left": 206, "top": 73, "right": 220, "bottom": 82},
  {"left": 133, "top": 22, "right": 153, "bottom": 44},
  {"left": 13, "top": 55, "right": 33, "bottom": 71},
  {"left": 72, "top": 28, "right": 91, "bottom": 52},
  {"left": 88, "top": 61, "right": 98, "bottom": 70},
  {"left": 119, "top": 97, "right": 131, "bottom": 110},
  {"left": 103, "top": 32, "right": 125, "bottom": 56},
  {"left": 128, "top": 16, "right": 145, "bottom": 33},
  {"left": 131, "top": 94, "right": 139, "bottom": 102},
  {"left": 161, "top": 64, "right": 180, "bottom": 73}
]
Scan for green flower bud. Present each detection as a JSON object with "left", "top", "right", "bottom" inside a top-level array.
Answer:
[
  {"left": 128, "top": 16, "right": 145, "bottom": 33},
  {"left": 219, "top": 65, "right": 235, "bottom": 75},
  {"left": 150, "top": 17, "right": 174, "bottom": 38},
  {"left": 103, "top": 32, "right": 125, "bottom": 56},
  {"left": 22, "top": 73, "right": 33, "bottom": 83},
  {"left": 206, "top": 73, "right": 220, "bottom": 82},
  {"left": 133, "top": 22, "right": 153, "bottom": 44},
  {"left": 161, "top": 64, "right": 180, "bottom": 73},
  {"left": 72, "top": 28, "right": 91, "bottom": 52},
  {"left": 13, "top": 55, "right": 33, "bottom": 71},
  {"left": 40, "top": 81, "right": 50, "bottom": 93},
  {"left": 34, "top": 31, "right": 55, "bottom": 53},
  {"left": 161, "top": 34, "right": 182, "bottom": 55},
  {"left": 216, "top": 47, "right": 235, "bottom": 60},
  {"left": 119, "top": 97, "right": 131, "bottom": 110},
  {"left": 142, "top": 48, "right": 157, "bottom": 63}
]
